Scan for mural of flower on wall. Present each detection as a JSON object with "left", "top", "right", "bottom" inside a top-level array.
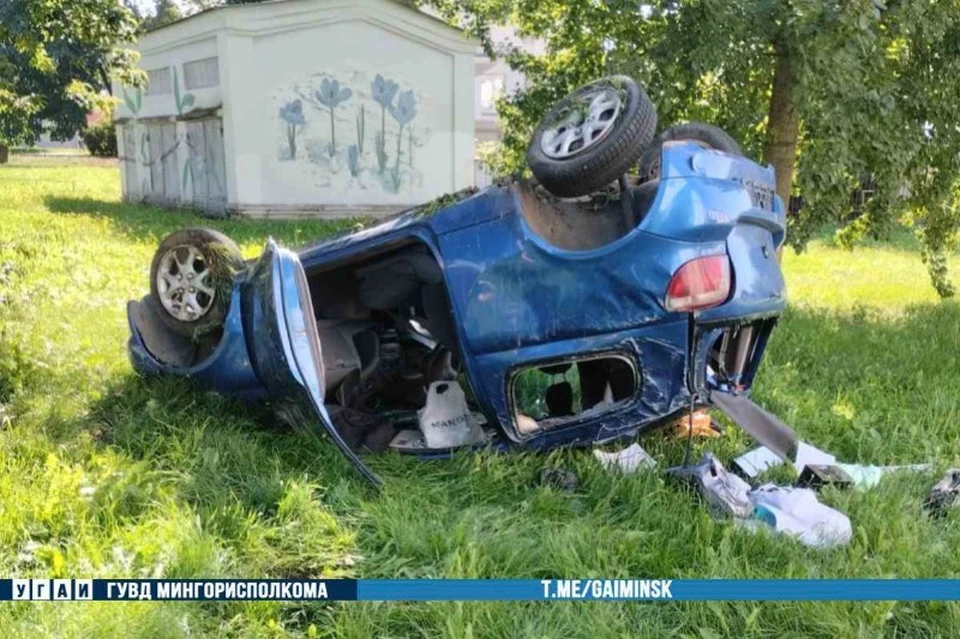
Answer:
[
  {"left": 279, "top": 99, "right": 306, "bottom": 159},
  {"left": 371, "top": 74, "right": 399, "bottom": 174},
  {"left": 173, "top": 68, "right": 196, "bottom": 117},
  {"left": 315, "top": 78, "right": 352, "bottom": 157},
  {"left": 347, "top": 145, "right": 360, "bottom": 178},
  {"left": 122, "top": 86, "right": 143, "bottom": 117},
  {"left": 272, "top": 69, "right": 427, "bottom": 196},
  {"left": 388, "top": 89, "right": 417, "bottom": 191}
]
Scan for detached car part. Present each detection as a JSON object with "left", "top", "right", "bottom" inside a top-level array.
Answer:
[
  {"left": 924, "top": 469, "right": 960, "bottom": 517},
  {"left": 127, "top": 77, "right": 788, "bottom": 485}
]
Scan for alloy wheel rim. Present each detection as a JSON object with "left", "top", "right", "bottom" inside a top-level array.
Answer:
[
  {"left": 539, "top": 87, "right": 623, "bottom": 159},
  {"left": 156, "top": 245, "right": 217, "bottom": 322}
]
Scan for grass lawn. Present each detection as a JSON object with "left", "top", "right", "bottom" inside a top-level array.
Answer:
[{"left": 1, "top": 154, "right": 959, "bottom": 637}]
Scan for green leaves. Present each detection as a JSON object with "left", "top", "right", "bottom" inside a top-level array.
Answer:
[
  {"left": 425, "top": 0, "right": 960, "bottom": 297},
  {"left": 0, "top": 0, "right": 142, "bottom": 145}
]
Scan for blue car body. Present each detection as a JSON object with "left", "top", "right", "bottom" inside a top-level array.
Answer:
[{"left": 128, "top": 142, "right": 787, "bottom": 485}]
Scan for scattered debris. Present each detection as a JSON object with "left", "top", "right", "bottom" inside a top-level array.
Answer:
[
  {"left": 669, "top": 451, "right": 853, "bottom": 547},
  {"left": 539, "top": 467, "right": 578, "bottom": 492},
  {"left": 795, "top": 464, "right": 854, "bottom": 490},
  {"left": 667, "top": 452, "right": 753, "bottom": 519},
  {"left": 740, "top": 485, "right": 852, "bottom": 548},
  {"left": 732, "top": 442, "right": 836, "bottom": 480},
  {"left": 732, "top": 445, "right": 783, "bottom": 479},
  {"left": 670, "top": 409, "right": 720, "bottom": 439},
  {"left": 417, "top": 381, "right": 484, "bottom": 449},
  {"left": 794, "top": 442, "right": 837, "bottom": 471},
  {"left": 593, "top": 443, "right": 656, "bottom": 474},
  {"left": 923, "top": 469, "right": 960, "bottom": 517},
  {"left": 797, "top": 463, "right": 930, "bottom": 491},
  {"left": 388, "top": 429, "right": 426, "bottom": 452},
  {"left": 389, "top": 415, "right": 490, "bottom": 453}
]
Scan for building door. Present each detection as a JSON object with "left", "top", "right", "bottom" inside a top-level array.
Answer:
[
  {"left": 120, "top": 126, "right": 140, "bottom": 201},
  {"left": 184, "top": 119, "right": 227, "bottom": 215},
  {"left": 141, "top": 122, "right": 180, "bottom": 205}
]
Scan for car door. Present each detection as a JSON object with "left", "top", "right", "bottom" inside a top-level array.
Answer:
[{"left": 243, "top": 239, "right": 381, "bottom": 486}]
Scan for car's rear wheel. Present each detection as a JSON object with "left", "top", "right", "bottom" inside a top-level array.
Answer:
[
  {"left": 149, "top": 228, "right": 244, "bottom": 337},
  {"left": 527, "top": 76, "right": 657, "bottom": 198},
  {"left": 639, "top": 122, "right": 742, "bottom": 182}
]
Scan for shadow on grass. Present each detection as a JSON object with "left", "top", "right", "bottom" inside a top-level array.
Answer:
[{"left": 43, "top": 195, "right": 366, "bottom": 248}]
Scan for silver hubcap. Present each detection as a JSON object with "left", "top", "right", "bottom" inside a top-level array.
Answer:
[
  {"left": 156, "top": 245, "right": 216, "bottom": 322},
  {"left": 540, "top": 87, "right": 622, "bottom": 159}
]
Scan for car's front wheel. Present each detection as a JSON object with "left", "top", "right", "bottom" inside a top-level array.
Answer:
[{"left": 149, "top": 227, "right": 244, "bottom": 337}]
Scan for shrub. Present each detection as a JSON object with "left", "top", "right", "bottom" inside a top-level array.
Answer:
[{"left": 81, "top": 122, "right": 118, "bottom": 157}]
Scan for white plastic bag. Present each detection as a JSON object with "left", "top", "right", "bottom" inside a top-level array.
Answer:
[
  {"left": 418, "top": 381, "right": 484, "bottom": 449},
  {"left": 742, "top": 484, "right": 852, "bottom": 548}
]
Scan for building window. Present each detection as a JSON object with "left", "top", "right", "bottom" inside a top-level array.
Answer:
[
  {"left": 183, "top": 57, "right": 220, "bottom": 90},
  {"left": 145, "top": 67, "right": 172, "bottom": 96},
  {"left": 479, "top": 76, "right": 504, "bottom": 113}
]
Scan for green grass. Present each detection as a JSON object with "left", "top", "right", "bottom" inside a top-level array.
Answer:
[{"left": 1, "top": 153, "right": 960, "bottom": 637}]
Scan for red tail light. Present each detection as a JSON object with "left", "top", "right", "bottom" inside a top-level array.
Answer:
[{"left": 665, "top": 255, "right": 731, "bottom": 312}]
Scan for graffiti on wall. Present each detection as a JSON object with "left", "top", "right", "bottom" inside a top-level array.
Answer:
[
  {"left": 119, "top": 68, "right": 201, "bottom": 200},
  {"left": 273, "top": 69, "right": 430, "bottom": 195}
]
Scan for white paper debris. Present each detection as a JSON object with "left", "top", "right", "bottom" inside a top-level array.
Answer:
[
  {"left": 740, "top": 484, "right": 852, "bottom": 548},
  {"left": 732, "top": 446, "right": 783, "bottom": 479},
  {"left": 593, "top": 443, "right": 656, "bottom": 474},
  {"left": 793, "top": 442, "right": 836, "bottom": 471},
  {"left": 733, "top": 441, "right": 837, "bottom": 479}
]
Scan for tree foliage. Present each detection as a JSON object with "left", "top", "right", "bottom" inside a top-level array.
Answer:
[
  {"left": 142, "top": 0, "right": 184, "bottom": 31},
  {"left": 80, "top": 120, "right": 118, "bottom": 157},
  {"left": 428, "top": 0, "right": 960, "bottom": 296},
  {"left": 0, "top": 0, "right": 143, "bottom": 149}
]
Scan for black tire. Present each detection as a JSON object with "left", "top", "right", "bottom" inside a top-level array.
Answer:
[
  {"left": 149, "top": 228, "right": 244, "bottom": 337},
  {"left": 527, "top": 76, "right": 657, "bottom": 198},
  {"left": 638, "top": 122, "right": 742, "bottom": 182}
]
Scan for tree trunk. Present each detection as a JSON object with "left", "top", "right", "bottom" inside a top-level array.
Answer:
[
  {"left": 763, "top": 51, "right": 800, "bottom": 211},
  {"left": 0, "top": 144, "right": 8, "bottom": 165}
]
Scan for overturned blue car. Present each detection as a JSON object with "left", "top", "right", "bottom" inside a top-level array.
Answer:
[{"left": 127, "top": 77, "right": 787, "bottom": 486}]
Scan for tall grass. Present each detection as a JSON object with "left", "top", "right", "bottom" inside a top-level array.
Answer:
[{"left": 0, "top": 154, "right": 959, "bottom": 636}]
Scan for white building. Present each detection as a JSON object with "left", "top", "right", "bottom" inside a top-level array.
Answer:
[
  {"left": 472, "top": 25, "right": 542, "bottom": 186},
  {"left": 113, "top": 0, "right": 478, "bottom": 217},
  {"left": 474, "top": 25, "right": 542, "bottom": 144}
]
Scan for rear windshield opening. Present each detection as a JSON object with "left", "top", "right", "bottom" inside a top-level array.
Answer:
[{"left": 511, "top": 355, "right": 637, "bottom": 436}]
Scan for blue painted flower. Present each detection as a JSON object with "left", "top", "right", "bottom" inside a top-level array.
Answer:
[
  {"left": 315, "top": 78, "right": 352, "bottom": 109},
  {"left": 389, "top": 90, "right": 417, "bottom": 126},
  {"left": 279, "top": 100, "right": 305, "bottom": 125},
  {"left": 371, "top": 74, "right": 399, "bottom": 109}
]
